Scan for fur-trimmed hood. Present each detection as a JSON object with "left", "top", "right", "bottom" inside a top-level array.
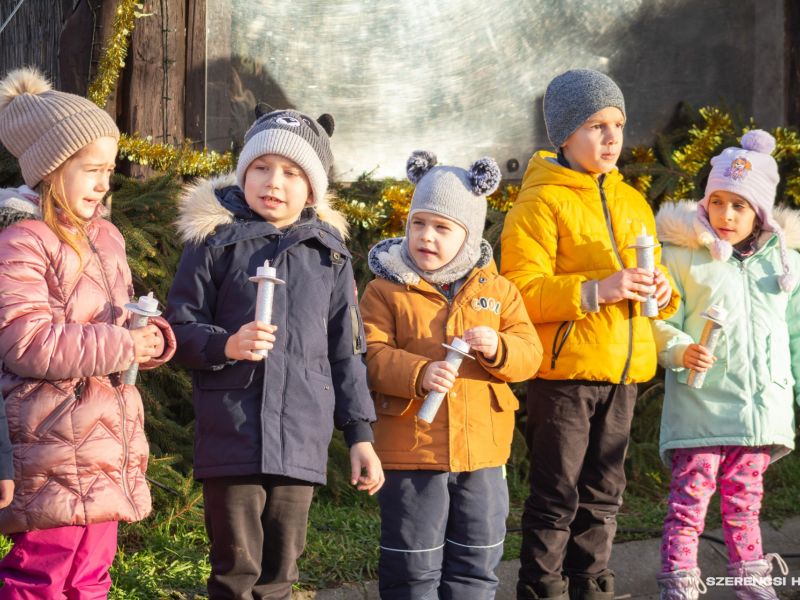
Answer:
[
  {"left": 367, "top": 236, "right": 494, "bottom": 285},
  {"left": 0, "top": 186, "right": 40, "bottom": 229},
  {"left": 175, "top": 173, "right": 350, "bottom": 245},
  {"left": 656, "top": 200, "right": 800, "bottom": 251}
]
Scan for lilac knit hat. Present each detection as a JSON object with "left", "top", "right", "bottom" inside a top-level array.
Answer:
[{"left": 695, "top": 129, "right": 795, "bottom": 292}]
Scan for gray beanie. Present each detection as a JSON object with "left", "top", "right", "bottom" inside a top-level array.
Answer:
[
  {"left": 0, "top": 67, "right": 120, "bottom": 188},
  {"left": 401, "top": 150, "right": 500, "bottom": 284},
  {"left": 543, "top": 69, "right": 626, "bottom": 149},
  {"left": 236, "top": 108, "right": 334, "bottom": 204}
]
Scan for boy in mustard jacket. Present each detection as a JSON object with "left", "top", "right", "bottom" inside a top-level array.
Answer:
[
  {"left": 500, "top": 70, "right": 680, "bottom": 600},
  {"left": 361, "top": 151, "right": 543, "bottom": 600}
]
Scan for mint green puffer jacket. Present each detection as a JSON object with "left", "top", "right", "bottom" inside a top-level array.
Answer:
[{"left": 653, "top": 201, "right": 800, "bottom": 464}]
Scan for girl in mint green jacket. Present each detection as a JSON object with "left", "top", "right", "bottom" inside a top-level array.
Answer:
[{"left": 652, "top": 131, "right": 800, "bottom": 600}]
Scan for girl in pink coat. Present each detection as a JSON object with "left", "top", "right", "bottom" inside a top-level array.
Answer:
[{"left": 0, "top": 68, "right": 176, "bottom": 598}]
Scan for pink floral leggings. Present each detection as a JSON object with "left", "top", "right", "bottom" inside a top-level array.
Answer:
[{"left": 661, "top": 445, "right": 771, "bottom": 573}]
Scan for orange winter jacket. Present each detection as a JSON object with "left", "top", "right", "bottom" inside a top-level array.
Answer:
[{"left": 360, "top": 238, "right": 542, "bottom": 472}]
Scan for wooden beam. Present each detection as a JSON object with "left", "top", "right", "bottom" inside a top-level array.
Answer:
[
  {"left": 185, "top": 0, "right": 206, "bottom": 147},
  {"left": 787, "top": 0, "right": 800, "bottom": 127},
  {"left": 122, "top": 0, "right": 187, "bottom": 177}
]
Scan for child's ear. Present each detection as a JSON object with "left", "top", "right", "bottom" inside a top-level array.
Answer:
[{"left": 305, "top": 193, "right": 314, "bottom": 206}]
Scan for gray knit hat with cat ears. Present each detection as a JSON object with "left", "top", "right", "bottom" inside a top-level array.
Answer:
[{"left": 236, "top": 108, "right": 335, "bottom": 204}]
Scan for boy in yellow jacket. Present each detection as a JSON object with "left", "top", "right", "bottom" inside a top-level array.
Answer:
[
  {"left": 501, "top": 70, "right": 680, "bottom": 600},
  {"left": 361, "top": 151, "right": 543, "bottom": 600}
]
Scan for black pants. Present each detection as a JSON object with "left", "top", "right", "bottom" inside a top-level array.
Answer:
[
  {"left": 203, "top": 474, "right": 314, "bottom": 600},
  {"left": 518, "top": 379, "right": 636, "bottom": 588}
]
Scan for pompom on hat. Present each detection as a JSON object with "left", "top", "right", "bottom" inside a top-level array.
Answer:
[
  {"left": 695, "top": 129, "right": 796, "bottom": 292},
  {"left": 401, "top": 150, "right": 501, "bottom": 284},
  {"left": 0, "top": 67, "right": 120, "bottom": 188}
]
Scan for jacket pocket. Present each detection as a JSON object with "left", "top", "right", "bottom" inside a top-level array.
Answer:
[
  {"left": 550, "top": 321, "right": 574, "bottom": 369},
  {"left": 374, "top": 392, "right": 415, "bottom": 417},
  {"left": 767, "top": 330, "right": 794, "bottom": 389},
  {"left": 197, "top": 361, "right": 257, "bottom": 390},
  {"left": 489, "top": 382, "right": 518, "bottom": 448}
]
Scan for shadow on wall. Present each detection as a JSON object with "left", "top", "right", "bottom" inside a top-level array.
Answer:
[
  {"left": 604, "top": 0, "right": 768, "bottom": 144},
  {"left": 203, "top": 55, "right": 294, "bottom": 154}
]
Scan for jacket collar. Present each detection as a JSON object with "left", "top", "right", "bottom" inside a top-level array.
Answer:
[
  {"left": 520, "top": 150, "right": 623, "bottom": 193},
  {"left": 367, "top": 236, "right": 494, "bottom": 286},
  {"left": 175, "top": 173, "right": 350, "bottom": 255}
]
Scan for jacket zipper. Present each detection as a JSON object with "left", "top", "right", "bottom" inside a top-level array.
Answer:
[
  {"left": 550, "top": 320, "right": 574, "bottom": 369},
  {"left": 88, "top": 237, "right": 137, "bottom": 514},
  {"left": 34, "top": 380, "right": 86, "bottom": 436},
  {"left": 597, "top": 178, "right": 634, "bottom": 384}
]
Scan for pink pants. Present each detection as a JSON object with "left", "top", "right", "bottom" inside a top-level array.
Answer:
[
  {"left": 661, "top": 446, "right": 770, "bottom": 573},
  {"left": 0, "top": 521, "right": 118, "bottom": 599}
]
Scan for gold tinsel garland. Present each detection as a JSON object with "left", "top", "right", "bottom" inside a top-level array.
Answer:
[
  {"left": 626, "top": 146, "right": 657, "bottom": 196},
  {"left": 87, "top": 0, "right": 234, "bottom": 176},
  {"left": 118, "top": 134, "right": 234, "bottom": 177},
  {"left": 87, "top": 0, "right": 143, "bottom": 107},
  {"left": 670, "top": 107, "right": 734, "bottom": 199}
]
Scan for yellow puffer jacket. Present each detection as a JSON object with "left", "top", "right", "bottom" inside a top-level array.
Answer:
[
  {"left": 500, "top": 151, "right": 680, "bottom": 384},
  {"left": 361, "top": 238, "right": 542, "bottom": 472}
]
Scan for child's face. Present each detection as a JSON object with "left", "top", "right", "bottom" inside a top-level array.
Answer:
[
  {"left": 561, "top": 106, "right": 624, "bottom": 175},
  {"left": 408, "top": 211, "right": 467, "bottom": 272},
  {"left": 243, "top": 154, "right": 312, "bottom": 228},
  {"left": 46, "top": 136, "right": 118, "bottom": 221},
  {"left": 707, "top": 190, "right": 758, "bottom": 245}
]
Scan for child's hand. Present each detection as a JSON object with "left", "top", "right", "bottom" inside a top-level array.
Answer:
[
  {"left": 683, "top": 343, "right": 716, "bottom": 372},
  {"left": 0, "top": 479, "right": 14, "bottom": 509},
  {"left": 349, "top": 442, "right": 384, "bottom": 495},
  {"left": 653, "top": 268, "right": 672, "bottom": 308},
  {"left": 598, "top": 268, "right": 655, "bottom": 304},
  {"left": 130, "top": 324, "right": 164, "bottom": 364},
  {"left": 224, "top": 321, "right": 277, "bottom": 361},
  {"left": 463, "top": 327, "right": 499, "bottom": 361},
  {"left": 421, "top": 361, "right": 458, "bottom": 394}
]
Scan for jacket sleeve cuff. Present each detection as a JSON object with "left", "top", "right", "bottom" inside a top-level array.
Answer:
[
  {"left": 580, "top": 280, "right": 600, "bottom": 313},
  {"left": 205, "top": 332, "right": 234, "bottom": 368},
  {"left": 342, "top": 420, "right": 374, "bottom": 446}
]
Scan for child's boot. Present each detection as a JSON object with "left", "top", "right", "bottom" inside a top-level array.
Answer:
[
  {"left": 656, "top": 568, "right": 706, "bottom": 600},
  {"left": 727, "top": 553, "right": 788, "bottom": 600},
  {"left": 568, "top": 574, "right": 614, "bottom": 600},
  {"left": 517, "top": 576, "right": 569, "bottom": 600}
]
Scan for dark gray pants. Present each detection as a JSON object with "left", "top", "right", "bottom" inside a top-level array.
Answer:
[
  {"left": 378, "top": 467, "right": 509, "bottom": 600},
  {"left": 203, "top": 474, "right": 314, "bottom": 600},
  {"left": 518, "top": 379, "right": 636, "bottom": 589}
]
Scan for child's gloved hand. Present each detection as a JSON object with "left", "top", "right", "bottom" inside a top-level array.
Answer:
[
  {"left": 131, "top": 324, "right": 164, "bottom": 364},
  {"left": 463, "top": 326, "right": 499, "bottom": 361},
  {"left": 598, "top": 268, "right": 655, "bottom": 304},
  {"left": 653, "top": 268, "right": 673, "bottom": 308},
  {"left": 224, "top": 321, "right": 277, "bottom": 361},
  {"left": 682, "top": 343, "right": 716, "bottom": 372},
  {"left": 0, "top": 479, "right": 14, "bottom": 509},
  {"left": 349, "top": 442, "right": 385, "bottom": 495},
  {"left": 421, "top": 361, "right": 458, "bottom": 394}
]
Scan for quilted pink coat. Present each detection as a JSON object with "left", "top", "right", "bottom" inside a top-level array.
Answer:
[{"left": 0, "top": 198, "right": 175, "bottom": 533}]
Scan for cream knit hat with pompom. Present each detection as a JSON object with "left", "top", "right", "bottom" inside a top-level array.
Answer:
[{"left": 0, "top": 67, "right": 119, "bottom": 188}]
